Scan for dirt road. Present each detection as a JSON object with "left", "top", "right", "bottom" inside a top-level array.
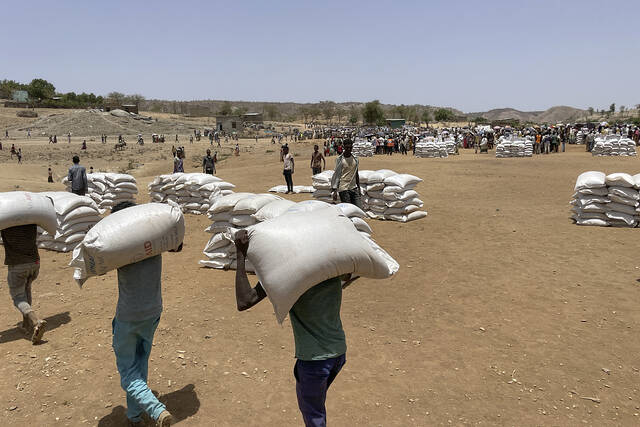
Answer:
[{"left": 1, "top": 133, "right": 639, "bottom": 426}]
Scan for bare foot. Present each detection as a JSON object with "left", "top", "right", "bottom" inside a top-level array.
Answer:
[{"left": 32, "top": 320, "right": 46, "bottom": 344}]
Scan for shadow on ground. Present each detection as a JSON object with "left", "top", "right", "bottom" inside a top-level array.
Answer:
[
  {"left": 98, "top": 384, "right": 200, "bottom": 426},
  {"left": 0, "top": 311, "right": 71, "bottom": 344}
]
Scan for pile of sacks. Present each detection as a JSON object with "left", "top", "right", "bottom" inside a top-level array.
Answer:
[
  {"left": 414, "top": 138, "right": 448, "bottom": 158},
  {"left": 352, "top": 139, "right": 375, "bottom": 157},
  {"left": 571, "top": 171, "right": 640, "bottom": 227},
  {"left": 311, "top": 169, "right": 428, "bottom": 222},
  {"left": 268, "top": 185, "right": 315, "bottom": 194},
  {"left": 443, "top": 138, "right": 458, "bottom": 155},
  {"left": 148, "top": 173, "right": 235, "bottom": 215},
  {"left": 591, "top": 135, "right": 637, "bottom": 157},
  {"left": 63, "top": 173, "right": 137, "bottom": 212},
  {"left": 495, "top": 137, "right": 533, "bottom": 158},
  {"left": 200, "top": 193, "right": 285, "bottom": 270},
  {"left": 38, "top": 192, "right": 102, "bottom": 252},
  {"left": 201, "top": 196, "right": 377, "bottom": 272}
]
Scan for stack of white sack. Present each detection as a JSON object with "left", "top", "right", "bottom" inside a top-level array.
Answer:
[
  {"left": 352, "top": 139, "right": 375, "bottom": 157},
  {"left": 200, "top": 193, "right": 284, "bottom": 270},
  {"left": 246, "top": 207, "right": 399, "bottom": 323},
  {"left": 0, "top": 192, "right": 57, "bottom": 246},
  {"left": 495, "top": 137, "right": 533, "bottom": 158},
  {"left": 592, "top": 135, "right": 637, "bottom": 157},
  {"left": 312, "top": 169, "right": 428, "bottom": 222},
  {"left": 414, "top": 138, "right": 448, "bottom": 158},
  {"left": 311, "top": 170, "right": 336, "bottom": 202},
  {"left": 268, "top": 185, "right": 315, "bottom": 194},
  {"left": 443, "top": 137, "right": 458, "bottom": 155},
  {"left": 37, "top": 192, "right": 102, "bottom": 252},
  {"left": 359, "top": 170, "right": 428, "bottom": 222},
  {"left": 570, "top": 171, "right": 640, "bottom": 227},
  {"left": 147, "top": 173, "right": 235, "bottom": 215},
  {"left": 64, "top": 173, "right": 137, "bottom": 212},
  {"left": 70, "top": 203, "right": 185, "bottom": 286}
]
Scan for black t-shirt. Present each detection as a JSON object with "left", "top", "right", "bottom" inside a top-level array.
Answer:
[{"left": 1, "top": 224, "right": 39, "bottom": 265}]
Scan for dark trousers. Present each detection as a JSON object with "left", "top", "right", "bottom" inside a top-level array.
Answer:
[
  {"left": 71, "top": 188, "right": 86, "bottom": 196},
  {"left": 294, "top": 354, "right": 346, "bottom": 427},
  {"left": 312, "top": 167, "right": 322, "bottom": 175},
  {"left": 339, "top": 189, "right": 363, "bottom": 210},
  {"left": 283, "top": 169, "right": 293, "bottom": 192}
]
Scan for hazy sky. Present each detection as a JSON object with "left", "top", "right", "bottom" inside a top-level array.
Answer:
[{"left": 2, "top": 0, "right": 638, "bottom": 112}]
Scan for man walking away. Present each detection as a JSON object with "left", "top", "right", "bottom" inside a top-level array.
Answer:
[
  {"left": 110, "top": 201, "right": 175, "bottom": 427},
  {"left": 283, "top": 146, "right": 294, "bottom": 194},
  {"left": 310, "top": 144, "right": 325, "bottom": 176},
  {"left": 68, "top": 156, "right": 88, "bottom": 196},
  {"left": 331, "top": 139, "right": 362, "bottom": 209},
  {"left": 1, "top": 224, "right": 46, "bottom": 344},
  {"left": 202, "top": 149, "right": 216, "bottom": 175},
  {"left": 234, "top": 230, "right": 356, "bottom": 427}
]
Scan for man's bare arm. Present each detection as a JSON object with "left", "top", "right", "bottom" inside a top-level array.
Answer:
[{"left": 234, "top": 230, "right": 267, "bottom": 311}]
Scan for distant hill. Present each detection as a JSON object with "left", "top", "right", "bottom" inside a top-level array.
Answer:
[{"left": 467, "top": 106, "right": 586, "bottom": 124}]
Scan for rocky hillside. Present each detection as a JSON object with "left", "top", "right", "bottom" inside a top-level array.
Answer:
[{"left": 468, "top": 106, "right": 587, "bottom": 124}]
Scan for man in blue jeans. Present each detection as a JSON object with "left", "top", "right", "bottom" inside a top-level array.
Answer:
[
  {"left": 233, "top": 229, "right": 357, "bottom": 426},
  {"left": 111, "top": 201, "right": 180, "bottom": 427}
]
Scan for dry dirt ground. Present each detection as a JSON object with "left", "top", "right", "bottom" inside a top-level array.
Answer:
[{"left": 1, "top": 115, "right": 640, "bottom": 426}]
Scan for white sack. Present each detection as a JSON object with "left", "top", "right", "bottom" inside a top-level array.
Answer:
[
  {"left": 70, "top": 203, "right": 185, "bottom": 286},
  {"left": 253, "top": 200, "right": 296, "bottom": 222},
  {"left": 605, "top": 173, "right": 635, "bottom": 188},
  {"left": 246, "top": 208, "right": 399, "bottom": 323},
  {"left": 0, "top": 192, "right": 57, "bottom": 234},
  {"left": 574, "top": 171, "right": 606, "bottom": 190}
]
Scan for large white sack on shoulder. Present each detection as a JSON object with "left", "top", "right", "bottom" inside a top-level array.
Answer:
[
  {"left": 383, "top": 173, "right": 423, "bottom": 187},
  {"left": 0, "top": 192, "right": 57, "bottom": 234},
  {"left": 350, "top": 217, "right": 372, "bottom": 234},
  {"left": 605, "top": 173, "right": 635, "bottom": 188},
  {"left": 574, "top": 171, "right": 606, "bottom": 190},
  {"left": 209, "top": 193, "right": 253, "bottom": 213},
  {"left": 246, "top": 208, "right": 399, "bottom": 323},
  {"left": 253, "top": 199, "right": 296, "bottom": 222},
  {"left": 234, "top": 194, "right": 282, "bottom": 215},
  {"left": 70, "top": 203, "right": 184, "bottom": 286},
  {"left": 334, "top": 203, "right": 367, "bottom": 219},
  {"left": 285, "top": 200, "right": 332, "bottom": 214}
]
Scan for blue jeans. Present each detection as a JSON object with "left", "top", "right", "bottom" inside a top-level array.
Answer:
[
  {"left": 112, "top": 317, "right": 166, "bottom": 422},
  {"left": 294, "top": 354, "right": 346, "bottom": 427}
]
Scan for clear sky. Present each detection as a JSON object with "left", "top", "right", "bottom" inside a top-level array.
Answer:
[{"left": 1, "top": 0, "right": 638, "bottom": 112}]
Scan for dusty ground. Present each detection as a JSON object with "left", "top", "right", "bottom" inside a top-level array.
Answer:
[{"left": 1, "top": 110, "right": 640, "bottom": 426}]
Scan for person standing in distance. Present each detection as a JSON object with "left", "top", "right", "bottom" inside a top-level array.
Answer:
[
  {"left": 68, "top": 155, "right": 88, "bottom": 196},
  {"left": 202, "top": 149, "right": 216, "bottom": 175},
  {"left": 310, "top": 144, "right": 325, "bottom": 176},
  {"left": 331, "top": 139, "right": 362, "bottom": 209},
  {"left": 283, "top": 145, "right": 294, "bottom": 194}
]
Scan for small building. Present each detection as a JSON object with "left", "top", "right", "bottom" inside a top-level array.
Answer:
[
  {"left": 12, "top": 90, "right": 29, "bottom": 103},
  {"left": 121, "top": 104, "right": 139, "bottom": 114},
  {"left": 215, "top": 115, "right": 241, "bottom": 132},
  {"left": 386, "top": 118, "right": 406, "bottom": 129},
  {"left": 242, "top": 112, "right": 263, "bottom": 123}
]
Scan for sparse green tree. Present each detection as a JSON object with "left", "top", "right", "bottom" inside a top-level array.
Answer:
[
  {"left": 609, "top": 103, "right": 616, "bottom": 114},
  {"left": 264, "top": 104, "right": 279, "bottom": 120},
  {"left": 421, "top": 109, "right": 431, "bottom": 125},
  {"left": 587, "top": 107, "right": 594, "bottom": 117},
  {"left": 107, "top": 91, "right": 125, "bottom": 105},
  {"left": 319, "top": 101, "right": 335, "bottom": 122},
  {"left": 218, "top": 101, "right": 233, "bottom": 116},
  {"left": 434, "top": 108, "right": 454, "bottom": 122},
  {"left": 620, "top": 105, "right": 626, "bottom": 116},
  {"left": 362, "top": 100, "right": 385, "bottom": 125},
  {"left": 28, "top": 78, "right": 55, "bottom": 100},
  {"left": 348, "top": 105, "right": 360, "bottom": 124}
]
